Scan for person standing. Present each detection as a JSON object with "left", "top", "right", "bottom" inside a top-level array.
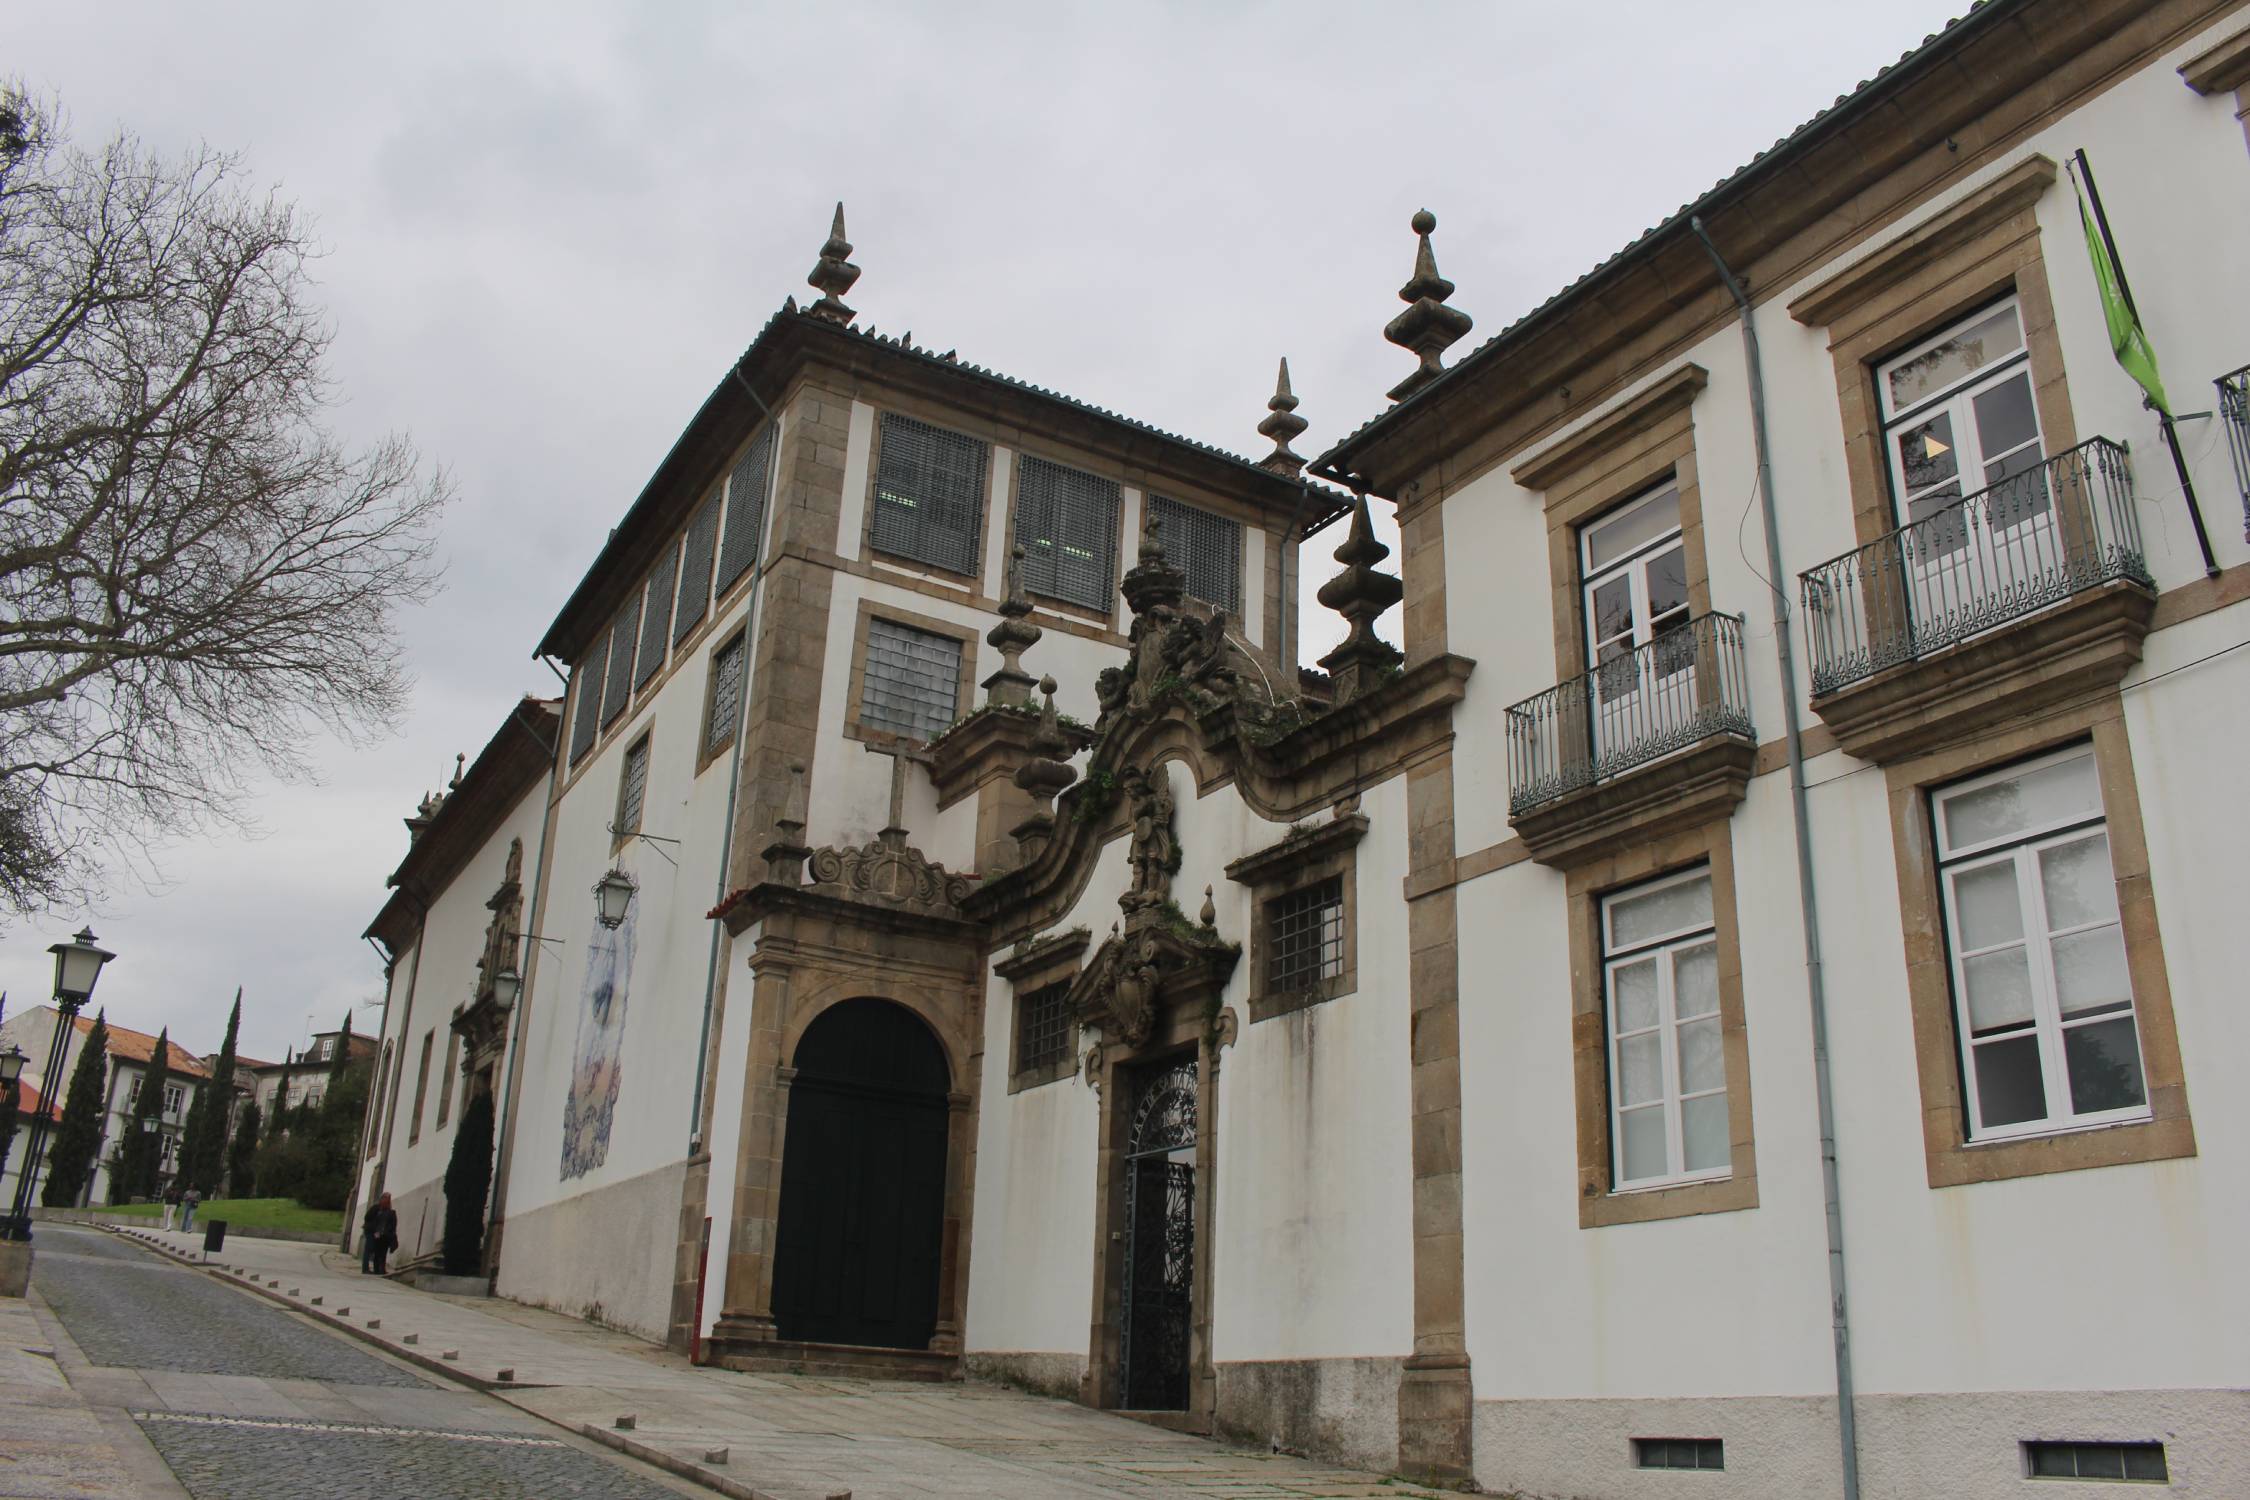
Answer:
[
  {"left": 180, "top": 1187, "right": 200, "bottom": 1234},
  {"left": 162, "top": 1185, "right": 179, "bottom": 1232},
  {"left": 362, "top": 1192, "right": 397, "bottom": 1276}
]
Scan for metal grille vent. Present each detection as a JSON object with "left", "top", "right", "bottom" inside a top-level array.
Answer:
[
  {"left": 567, "top": 639, "right": 607, "bottom": 765},
  {"left": 1014, "top": 456, "right": 1119, "bottom": 610},
  {"left": 599, "top": 592, "right": 641, "bottom": 726},
  {"left": 616, "top": 736, "right": 650, "bottom": 834},
  {"left": 871, "top": 413, "right": 988, "bottom": 576},
  {"left": 716, "top": 423, "right": 775, "bottom": 597},
  {"left": 1149, "top": 495, "right": 1242, "bottom": 615},
  {"left": 634, "top": 543, "right": 679, "bottom": 690},
  {"left": 1016, "top": 982, "right": 1073, "bottom": 1074},
  {"left": 673, "top": 490, "right": 721, "bottom": 644},
  {"left": 705, "top": 633, "right": 745, "bottom": 757},
  {"left": 860, "top": 618, "right": 962, "bottom": 741},
  {"left": 1268, "top": 876, "right": 1344, "bottom": 993}
]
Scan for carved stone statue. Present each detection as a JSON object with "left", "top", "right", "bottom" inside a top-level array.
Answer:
[
  {"left": 475, "top": 837, "right": 525, "bottom": 1001},
  {"left": 1121, "top": 767, "right": 1177, "bottom": 911}
]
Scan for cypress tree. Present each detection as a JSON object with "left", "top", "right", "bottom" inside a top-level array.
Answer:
[
  {"left": 183, "top": 991, "right": 241, "bottom": 1194},
  {"left": 0, "top": 1073, "right": 18, "bottom": 1188},
  {"left": 42, "top": 1011, "right": 108, "bottom": 1207},
  {"left": 112, "top": 1027, "right": 168, "bottom": 1203},
  {"left": 226, "top": 1099, "right": 261, "bottom": 1197},
  {"left": 441, "top": 1090, "right": 494, "bottom": 1274}
]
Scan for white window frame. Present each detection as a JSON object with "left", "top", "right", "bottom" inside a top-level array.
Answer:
[
  {"left": 1934, "top": 743, "right": 2150, "bottom": 1143},
  {"left": 1579, "top": 481, "right": 1689, "bottom": 674},
  {"left": 1877, "top": 295, "right": 2045, "bottom": 532},
  {"left": 1601, "top": 866, "right": 1728, "bottom": 1192}
]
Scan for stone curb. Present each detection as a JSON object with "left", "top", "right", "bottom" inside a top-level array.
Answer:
[
  {"left": 575, "top": 1424, "right": 846, "bottom": 1500},
  {"left": 96, "top": 1227, "right": 522, "bottom": 1394},
  {"left": 35, "top": 1208, "right": 337, "bottom": 1245}
]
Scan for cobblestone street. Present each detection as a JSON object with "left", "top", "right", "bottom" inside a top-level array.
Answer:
[
  {"left": 18, "top": 1225, "right": 1448, "bottom": 1499},
  {"left": 21, "top": 1226, "right": 701, "bottom": 1499}
]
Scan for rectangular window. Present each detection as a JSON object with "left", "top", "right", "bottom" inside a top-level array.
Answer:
[
  {"left": 716, "top": 424, "right": 775, "bottom": 598},
  {"left": 1268, "top": 877, "right": 1345, "bottom": 994},
  {"left": 616, "top": 733, "right": 651, "bottom": 837},
  {"left": 1603, "top": 867, "right": 1728, "bottom": 1190},
  {"left": 165, "top": 1085, "right": 183, "bottom": 1115},
  {"left": 1935, "top": 744, "right": 2147, "bottom": 1140},
  {"left": 2024, "top": 1440, "right": 2168, "bottom": 1481},
  {"left": 673, "top": 488, "right": 722, "bottom": 644},
  {"left": 1149, "top": 495, "right": 1243, "bottom": 616},
  {"left": 871, "top": 413, "right": 988, "bottom": 576},
  {"left": 408, "top": 1030, "right": 433, "bottom": 1146},
  {"left": 859, "top": 618, "right": 963, "bottom": 741},
  {"left": 633, "top": 543, "right": 680, "bottom": 691},
  {"left": 436, "top": 1028, "right": 460, "bottom": 1129},
  {"left": 568, "top": 636, "right": 610, "bottom": 766},
  {"left": 599, "top": 594, "right": 641, "bottom": 728},
  {"left": 705, "top": 631, "right": 746, "bottom": 759},
  {"left": 1014, "top": 455, "right": 1120, "bottom": 610},
  {"left": 1636, "top": 1439, "right": 1724, "bottom": 1472},
  {"left": 1016, "top": 982, "right": 1074, "bottom": 1076}
]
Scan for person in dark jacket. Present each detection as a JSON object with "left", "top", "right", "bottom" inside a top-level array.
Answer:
[{"left": 361, "top": 1193, "right": 398, "bottom": 1275}]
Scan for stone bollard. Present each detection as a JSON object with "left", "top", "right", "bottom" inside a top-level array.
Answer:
[
  {"left": 441, "top": 1350, "right": 459, "bottom": 1361},
  {"left": 703, "top": 1448, "right": 729, "bottom": 1466},
  {"left": 366, "top": 1319, "right": 380, "bottom": 1330},
  {"left": 496, "top": 1369, "right": 514, "bottom": 1383},
  {"left": 614, "top": 1415, "right": 636, "bottom": 1431},
  {"left": 402, "top": 1334, "right": 418, "bottom": 1345}
]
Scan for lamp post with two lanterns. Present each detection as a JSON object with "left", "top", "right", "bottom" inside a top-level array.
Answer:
[{"left": 3, "top": 927, "right": 117, "bottom": 1243}]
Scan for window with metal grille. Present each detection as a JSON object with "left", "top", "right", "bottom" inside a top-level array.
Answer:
[
  {"left": 599, "top": 592, "right": 641, "bottom": 726},
  {"left": 871, "top": 413, "right": 988, "bottom": 576},
  {"left": 859, "top": 618, "right": 963, "bottom": 741},
  {"left": 1148, "top": 495, "right": 1243, "bottom": 615},
  {"left": 673, "top": 489, "right": 721, "bottom": 644},
  {"left": 1635, "top": 1439, "right": 1723, "bottom": 1471},
  {"left": 1016, "top": 982, "right": 1073, "bottom": 1075},
  {"left": 716, "top": 424, "right": 775, "bottom": 597},
  {"left": 1014, "top": 455, "right": 1119, "bottom": 610},
  {"left": 569, "top": 637, "right": 609, "bottom": 765},
  {"left": 1268, "top": 877, "right": 1345, "bottom": 993},
  {"left": 634, "top": 543, "right": 679, "bottom": 690},
  {"left": 705, "top": 631, "right": 746, "bottom": 758},
  {"left": 615, "top": 734, "right": 651, "bottom": 836},
  {"left": 2024, "top": 1440, "right": 2167, "bottom": 1481}
]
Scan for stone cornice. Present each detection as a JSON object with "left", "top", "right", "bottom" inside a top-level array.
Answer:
[
  {"left": 927, "top": 706, "right": 1094, "bottom": 811},
  {"left": 2179, "top": 22, "right": 2250, "bottom": 94},
  {"left": 1224, "top": 813, "right": 1371, "bottom": 887},
  {"left": 1510, "top": 365, "right": 1708, "bottom": 495},
  {"left": 1786, "top": 155, "right": 2058, "bottom": 330},
  {"left": 710, "top": 879, "right": 983, "bottom": 943},
  {"left": 994, "top": 926, "right": 1092, "bottom": 982}
]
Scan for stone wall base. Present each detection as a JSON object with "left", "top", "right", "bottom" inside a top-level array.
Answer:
[
  {"left": 1473, "top": 1388, "right": 2250, "bottom": 1499},
  {"left": 0, "top": 1240, "right": 29, "bottom": 1298},
  {"left": 964, "top": 1350, "right": 1089, "bottom": 1403},
  {"left": 1213, "top": 1355, "right": 1405, "bottom": 1476},
  {"left": 492, "top": 1159, "right": 688, "bottom": 1343}
]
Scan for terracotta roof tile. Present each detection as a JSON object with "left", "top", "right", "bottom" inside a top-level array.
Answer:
[{"left": 71, "top": 1015, "right": 213, "bottom": 1080}]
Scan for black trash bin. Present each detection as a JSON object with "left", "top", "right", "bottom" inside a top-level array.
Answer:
[{"left": 203, "top": 1220, "right": 226, "bottom": 1255}]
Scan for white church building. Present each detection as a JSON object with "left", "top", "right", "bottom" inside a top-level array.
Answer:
[{"left": 355, "top": 3, "right": 2250, "bottom": 1493}]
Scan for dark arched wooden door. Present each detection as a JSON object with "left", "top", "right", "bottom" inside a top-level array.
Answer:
[{"left": 770, "top": 998, "right": 950, "bottom": 1349}]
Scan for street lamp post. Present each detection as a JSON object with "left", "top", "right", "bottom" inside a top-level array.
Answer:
[{"left": 2, "top": 927, "right": 117, "bottom": 1242}]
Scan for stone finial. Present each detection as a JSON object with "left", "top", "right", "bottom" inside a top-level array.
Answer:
[
  {"left": 805, "top": 202, "right": 860, "bottom": 325},
  {"left": 1011, "top": 676, "right": 1077, "bottom": 862},
  {"left": 1199, "top": 884, "right": 1216, "bottom": 928},
  {"left": 449, "top": 752, "right": 465, "bottom": 790},
  {"left": 1257, "top": 358, "right": 1308, "bottom": 476},
  {"left": 982, "top": 545, "right": 1042, "bottom": 707},
  {"left": 763, "top": 763, "right": 812, "bottom": 883},
  {"left": 1315, "top": 489, "right": 1406, "bottom": 701},
  {"left": 1119, "top": 509, "right": 1186, "bottom": 620},
  {"left": 1383, "top": 209, "right": 1473, "bottom": 402}
]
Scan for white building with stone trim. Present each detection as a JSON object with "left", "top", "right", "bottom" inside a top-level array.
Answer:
[{"left": 355, "top": 3, "right": 2250, "bottom": 1493}]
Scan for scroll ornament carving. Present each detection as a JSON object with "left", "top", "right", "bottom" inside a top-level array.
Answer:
[
  {"left": 1093, "top": 514, "right": 1293, "bottom": 742},
  {"left": 807, "top": 827, "right": 975, "bottom": 913}
]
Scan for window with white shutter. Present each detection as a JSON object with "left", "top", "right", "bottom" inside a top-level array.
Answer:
[
  {"left": 716, "top": 425, "right": 775, "bottom": 598},
  {"left": 599, "top": 593, "right": 641, "bottom": 727},
  {"left": 634, "top": 544, "right": 679, "bottom": 691},
  {"left": 858, "top": 618, "right": 963, "bottom": 742},
  {"left": 615, "top": 733, "right": 651, "bottom": 836},
  {"left": 673, "top": 489, "right": 721, "bottom": 645},
  {"left": 569, "top": 637, "right": 609, "bottom": 765},
  {"left": 1148, "top": 495, "right": 1242, "bottom": 615},
  {"left": 705, "top": 631, "right": 746, "bottom": 758}
]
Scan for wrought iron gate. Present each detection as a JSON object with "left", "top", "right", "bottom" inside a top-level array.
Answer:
[{"left": 1121, "top": 1058, "right": 1196, "bottom": 1411}]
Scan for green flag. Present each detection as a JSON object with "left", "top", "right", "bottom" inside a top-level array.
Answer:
[{"left": 2075, "top": 178, "right": 2170, "bottom": 417}]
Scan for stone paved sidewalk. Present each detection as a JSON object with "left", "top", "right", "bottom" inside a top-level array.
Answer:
[
  {"left": 111, "top": 1226, "right": 1442, "bottom": 1500},
  {"left": 0, "top": 1291, "right": 188, "bottom": 1498}
]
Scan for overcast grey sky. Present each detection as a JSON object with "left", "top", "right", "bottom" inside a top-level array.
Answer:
[{"left": 5, "top": 1, "right": 1966, "bottom": 1065}]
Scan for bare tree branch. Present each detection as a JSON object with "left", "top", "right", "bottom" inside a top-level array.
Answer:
[{"left": 0, "top": 84, "right": 452, "bottom": 918}]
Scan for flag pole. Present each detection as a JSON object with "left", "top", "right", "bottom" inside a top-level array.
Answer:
[{"left": 2075, "top": 150, "right": 2218, "bottom": 577}]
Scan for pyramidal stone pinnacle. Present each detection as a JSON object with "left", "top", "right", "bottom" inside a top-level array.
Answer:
[
  {"left": 1383, "top": 209, "right": 1472, "bottom": 402},
  {"left": 1257, "top": 357, "right": 1309, "bottom": 475},
  {"left": 806, "top": 202, "right": 861, "bottom": 325}
]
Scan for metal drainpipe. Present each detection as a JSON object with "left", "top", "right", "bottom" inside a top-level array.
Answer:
[
  {"left": 1689, "top": 214, "right": 1861, "bottom": 1500},
  {"left": 688, "top": 365, "right": 777, "bottom": 1145},
  {"left": 1280, "top": 477, "right": 1310, "bottom": 676}
]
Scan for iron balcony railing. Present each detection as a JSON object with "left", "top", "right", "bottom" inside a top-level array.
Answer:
[
  {"left": 1799, "top": 437, "right": 2150, "bottom": 697},
  {"left": 1504, "top": 611, "right": 1755, "bottom": 815},
  {"left": 2219, "top": 365, "right": 2250, "bottom": 533}
]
